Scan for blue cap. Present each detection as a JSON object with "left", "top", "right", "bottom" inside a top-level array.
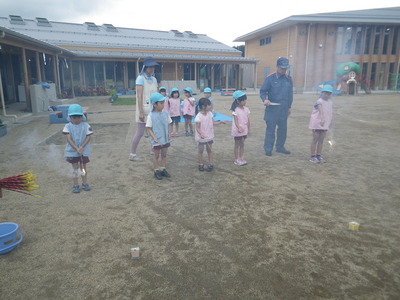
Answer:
[
  {"left": 204, "top": 87, "right": 212, "bottom": 93},
  {"left": 183, "top": 87, "right": 193, "bottom": 95},
  {"left": 150, "top": 93, "right": 166, "bottom": 104},
  {"left": 277, "top": 57, "right": 290, "bottom": 69},
  {"left": 233, "top": 90, "right": 246, "bottom": 100},
  {"left": 321, "top": 85, "right": 333, "bottom": 93},
  {"left": 171, "top": 88, "right": 179, "bottom": 92},
  {"left": 159, "top": 86, "right": 167, "bottom": 91},
  {"left": 68, "top": 104, "right": 83, "bottom": 116}
]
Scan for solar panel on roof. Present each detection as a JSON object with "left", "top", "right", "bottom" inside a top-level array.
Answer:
[
  {"left": 9, "top": 15, "right": 25, "bottom": 25},
  {"left": 36, "top": 17, "right": 51, "bottom": 27},
  {"left": 85, "top": 22, "right": 100, "bottom": 31}
]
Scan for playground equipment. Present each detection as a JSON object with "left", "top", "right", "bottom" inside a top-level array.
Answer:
[{"left": 335, "top": 62, "right": 371, "bottom": 95}]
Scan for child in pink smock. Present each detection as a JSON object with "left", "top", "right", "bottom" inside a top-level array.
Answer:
[
  {"left": 230, "top": 91, "right": 250, "bottom": 166},
  {"left": 159, "top": 87, "right": 169, "bottom": 112},
  {"left": 182, "top": 87, "right": 195, "bottom": 136},
  {"left": 309, "top": 85, "right": 333, "bottom": 163},
  {"left": 167, "top": 88, "right": 182, "bottom": 136},
  {"left": 195, "top": 98, "right": 226, "bottom": 172}
]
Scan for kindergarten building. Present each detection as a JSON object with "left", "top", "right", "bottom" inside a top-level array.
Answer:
[
  {"left": 0, "top": 15, "right": 257, "bottom": 113},
  {"left": 234, "top": 6, "right": 400, "bottom": 93}
]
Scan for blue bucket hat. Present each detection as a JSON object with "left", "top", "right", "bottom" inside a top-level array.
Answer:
[
  {"left": 204, "top": 87, "right": 212, "bottom": 93},
  {"left": 159, "top": 86, "right": 167, "bottom": 92},
  {"left": 143, "top": 57, "right": 159, "bottom": 67},
  {"left": 68, "top": 104, "right": 83, "bottom": 116},
  {"left": 233, "top": 90, "right": 246, "bottom": 100},
  {"left": 277, "top": 57, "right": 290, "bottom": 69},
  {"left": 150, "top": 92, "right": 166, "bottom": 104},
  {"left": 183, "top": 87, "right": 193, "bottom": 95},
  {"left": 171, "top": 88, "right": 179, "bottom": 93},
  {"left": 321, "top": 85, "right": 333, "bottom": 93}
]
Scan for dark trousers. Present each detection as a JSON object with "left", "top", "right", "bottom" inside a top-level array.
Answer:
[{"left": 263, "top": 105, "right": 288, "bottom": 152}]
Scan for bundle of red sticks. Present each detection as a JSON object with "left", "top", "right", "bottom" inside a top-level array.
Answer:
[{"left": 0, "top": 171, "right": 40, "bottom": 198}]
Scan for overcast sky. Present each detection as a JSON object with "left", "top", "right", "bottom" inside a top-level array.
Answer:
[{"left": 1, "top": 0, "right": 399, "bottom": 46}]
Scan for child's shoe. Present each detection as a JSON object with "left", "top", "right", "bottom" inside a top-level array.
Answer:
[
  {"left": 239, "top": 159, "right": 247, "bottom": 165},
  {"left": 82, "top": 183, "right": 91, "bottom": 191},
  {"left": 185, "top": 131, "right": 189, "bottom": 136},
  {"left": 206, "top": 164, "right": 214, "bottom": 172},
  {"left": 129, "top": 153, "right": 142, "bottom": 161},
  {"left": 234, "top": 160, "right": 240, "bottom": 165},
  {"left": 160, "top": 169, "right": 171, "bottom": 178},
  {"left": 175, "top": 132, "right": 180, "bottom": 137},
  {"left": 316, "top": 155, "right": 326, "bottom": 163},
  {"left": 154, "top": 170, "right": 163, "bottom": 180},
  {"left": 190, "top": 131, "right": 194, "bottom": 136},
  {"left": 72, "top": 185, "right": 80, "bottom": 193},
  {"left": 309, "top": 155, "right": 319, "bottom": 163},
  {"left": 198, "top": 164, "right": 204, "bottom": 171}
]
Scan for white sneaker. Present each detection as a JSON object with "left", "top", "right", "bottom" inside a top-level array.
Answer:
[{"left": 129, "top": 153, "right": 141, "bottom": 161}]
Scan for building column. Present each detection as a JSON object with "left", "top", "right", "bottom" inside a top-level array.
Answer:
[
  {"left": 55, "top": 54, "right": 61, "bottom": 96},
  {"left": 225, "top": 64, "right": 228, "bottom": 90},
  {"left": 35, "top": 52, "right": 42, "bottom": 82},
  {"left": 175, "top": 62, "right": 178, "bottom": 80},
  {"left": 69, "top": 59, "right": 75, "bottom": 98},
  {"left": 21, "top": 48, "right": 31, "bottom": 111},
  {"left": 123, "top": 61, "right": 128, "bottom": 90}
]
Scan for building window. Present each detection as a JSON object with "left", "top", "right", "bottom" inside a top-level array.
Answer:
[
  {"left": 373, "top": 26, "right": 382, "bottom": 55},
  {"left": 265, "top": 37, "right": 271, "bottom": 44},
  {"left": 364, "top": 26, "right": 372, "bottom": 55},
  {"left": 260, "top": 39, "right": 265, "bottom": 46},
  {"left": 336, "top": 25, "right": 344, "bottom": 54},
  {"left": 382, "top": 26, "right": 391, "bottom": 55},
  {"left": 355, "top": 26, "right": 362, "bottom": 55},
  {"left": 344, "top": 26, "right": 353, "bottom": 54},
  {"left": 392, "top": 27, "right": 399, "bottom": 55}
]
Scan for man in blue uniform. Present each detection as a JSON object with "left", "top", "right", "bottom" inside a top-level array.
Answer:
[{"left": 260, "top": 57, "right": 293, "bottom": 156}]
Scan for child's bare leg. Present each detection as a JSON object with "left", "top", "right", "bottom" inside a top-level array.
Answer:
[
  {"left": 153, "top": 148, "right": 160, "bottom": 170},
  {"left": 169, "top": 123, "right": 173, "bottom": 134},
  {"left": 206, "top": 143, "right": 213, "bottom": 165},
  {"left": 316, "top": 131, "right": 327, "bottom": 155},
  {"left": 175, "top": 123, "right": 179, "bottom": 134},
  {"left": 189, "top": 122, "right": 193, "bottom": 133},
  {"left": 234, "top": 139, "right": 240, "bottom": 160},
  {"left": 238, "top": 138, "right": 245, "bottom": 159},
  {"left": 160, "top": 147, "right": 168, "bottom": 168},
  {"left": 311, "top": 131, "right": 320, "bottom": 155},
  {"left": 81, "top": 163, "right": 88, "bottom": 184},
  {"left": 72, "top": 162, "right": 79, "bottom": 185},
  {"left": 198, "top": 144, "right": 205, "bottom": 164}
]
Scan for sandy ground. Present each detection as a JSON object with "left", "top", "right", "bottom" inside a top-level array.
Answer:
[{"left": 0, "top": 91, "right": 399, "bottom": 300}]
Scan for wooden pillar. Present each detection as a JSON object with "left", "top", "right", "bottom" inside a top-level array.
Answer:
[
  {"left": 35, "top": 52, "right": 42, "bottom": 82},
  {"left": 225, "top": 64, "right": 228, "bottom": 90},
  {"left": 103, "top": 62, "right": 107, "bottom": 89},
  {"left": 21, "top": 48, "right": 31, "bottom": 111},
  {"left": 175, "top": 62, "right": 178, "bottom": 80},
  {"left": 82, "top": 62, "right": 86, "bottom": 88},
  {"left": 194, "top": 63, "right": 197, "bottom": 82},
  {"left": 211, "top": 64, "right": 215, "bottom": 90},
  {"left": 123, "top": 61, "right": 128, "bottom": 90},
  {"left": 69, "top": 59, "right": 75, "bottom": 98},
  {"left": 54, "top": 54, "right": 61, "bottom": 96}
]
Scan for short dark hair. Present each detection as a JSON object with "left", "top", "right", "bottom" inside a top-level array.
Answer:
[
  {"left": 198, "top": 98, "right": 211, "bottom": 110},
  {"left": 171, "top": 91, "right": 180, "bottom": 98}
]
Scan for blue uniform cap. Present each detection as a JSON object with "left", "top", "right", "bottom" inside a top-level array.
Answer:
[
  {"left": 233, "top": 90, "right": 246, "bottom": 100},
  {"left": 204, "top": 87, "right": 212, "bottom": 93},
  {"left": 150, "top": 92, "right": 166, "bottom": 104},
  {"left": 68, "top": 104, "right": 83, "bottom": 116}
]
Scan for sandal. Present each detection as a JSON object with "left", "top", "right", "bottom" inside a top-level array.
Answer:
[
  {"left": 82, "top": 183, "right": 91, "bottom": 191},
  {"left": 72, "top": 185, "right": 80, "bottom": 193},
  {"left": 206, "top": 164, "right": 214, "bottom": 172},
  {"left": 198, "top": 164, "right": 204, "bottom": 171}
]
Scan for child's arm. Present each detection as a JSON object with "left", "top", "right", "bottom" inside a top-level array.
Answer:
[
  {"left": 146, "top": 127, "right": 158, "bottom": 143},
  {"left": 196, "top": 122, "right": 205, "bottom": 139},
  {"left": 213, "top": 120, "right": 227, "bottom": 125},
  {"left": 77, "top": 135, "right": 91, "bottom": 154},
  {"left": 66, "top": 134, "right": 79, "bottom": 153},
  {"left": 318, "top": 104, "right": 325, "bottom": 126},
  {"left": 188, "top": 98, "right": 195, "bottom": 106},
  {"left": 247, "top": 118, "right": 251, "bottom": 135},
  {"left": 233, "top": 115, "right": 243, "bottom": 133}
]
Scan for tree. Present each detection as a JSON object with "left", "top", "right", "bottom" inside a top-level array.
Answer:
[{"left": 233, "top": 45, "right": 245, "bottom": 57}]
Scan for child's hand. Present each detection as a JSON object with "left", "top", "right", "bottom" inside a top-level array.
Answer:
[
  {"left": 77, "top": 147, "right": 83, "bottom": 154},
  {"left": 320, "top": 119, "right": 325, "bottom": 126},
  {"left": 153, "top": 138, "right": 159, "bottom": 143}
]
